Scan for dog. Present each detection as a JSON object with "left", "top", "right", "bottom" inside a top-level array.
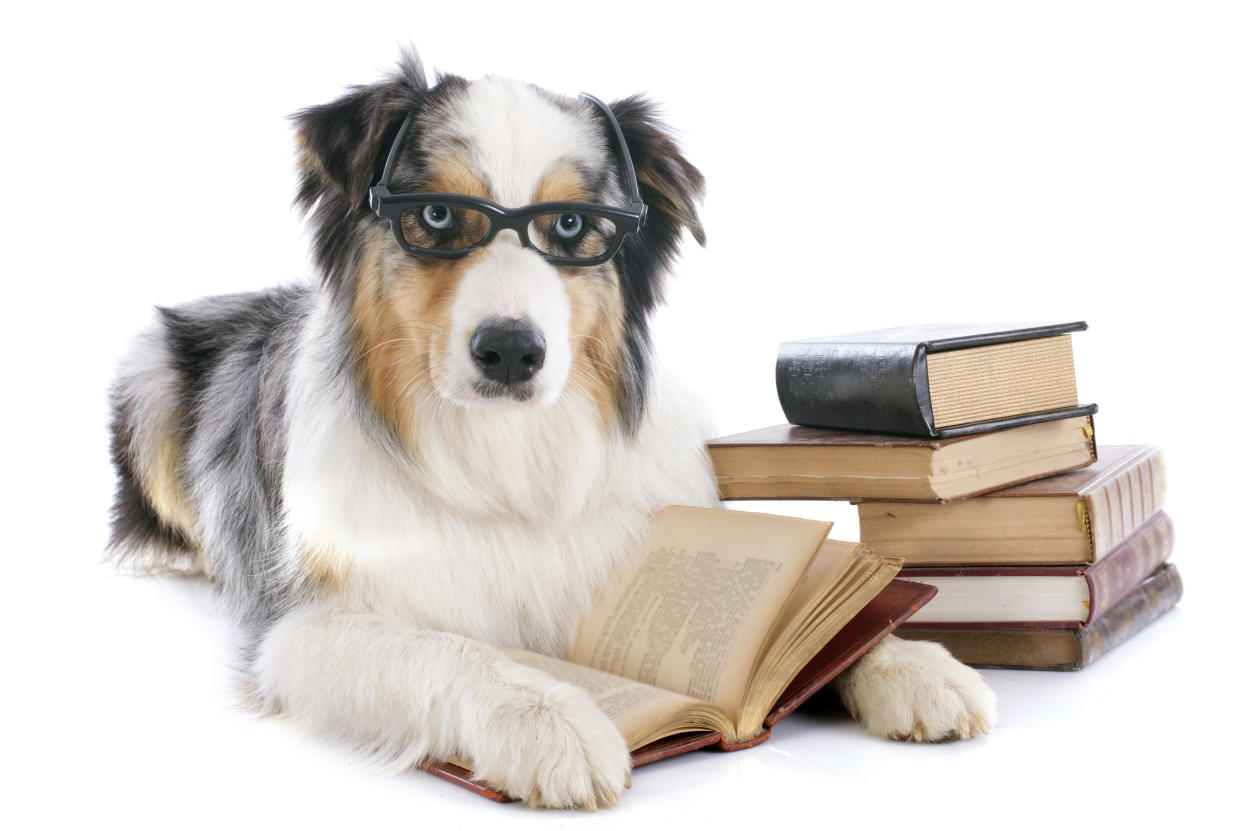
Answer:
[{"left": 107, "top": 51, "right": 997, "bottom": 809}]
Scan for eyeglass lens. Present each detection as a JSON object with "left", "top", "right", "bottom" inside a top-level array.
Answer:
[
  {"left": 525, "top": 212, "right": 618, "bottom": 259},
  {"left": 399, "top": 205, "right": 491, "bottom": 251}
]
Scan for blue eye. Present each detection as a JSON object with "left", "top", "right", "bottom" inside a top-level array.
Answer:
[
  {"left": 422, "top": 204, "right": 454, "bottom": 230},
  {"left": 554, "top": 213, "right": 584, "bottom": 239}
]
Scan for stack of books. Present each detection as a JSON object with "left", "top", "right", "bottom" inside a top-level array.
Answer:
[{"left": 708, "top": 322, "right": 1181, "bottom": 670}]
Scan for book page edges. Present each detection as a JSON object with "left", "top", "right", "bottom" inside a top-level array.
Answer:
[
  {"left": 926, "top": 335, "right": 1079, "bottom": 430},
  {"left": 929, "top": 416, "right": 1095, "bottom": 500},
  {"left": 736, "top": 554, "right": 902, "bottom": 737},
  {"left": 857, "top": 495, "right": 1090, "bottom": 565}
]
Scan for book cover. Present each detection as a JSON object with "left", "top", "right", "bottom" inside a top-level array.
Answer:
[
  {"left": 776, "top": 321, "right": 1096, "bottom": 438},
  {"left": 896, "top": 564, "right": 1182, "bottom": 670},
  {"left": 898, "top": 511, "right": 1174, "bottom": 627}
]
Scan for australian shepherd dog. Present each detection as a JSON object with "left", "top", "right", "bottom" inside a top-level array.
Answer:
[{"left": 107, "top": 52, "right": 996, "bottom": 809}]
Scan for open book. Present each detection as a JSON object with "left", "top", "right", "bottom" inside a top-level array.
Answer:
[{"left": 422, "top": 506, "right": 927, "bottom": 801}]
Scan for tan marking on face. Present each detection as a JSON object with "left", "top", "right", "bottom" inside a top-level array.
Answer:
[
  {"left": 424, "top": 154, "right": 491, "bottom": 198},
  {"left": 563, "top": 266, "right": 626, "bottom": 428},
  {"left": 353, "top": 228, "right": 469, "bottom": 451},
  {"left": 534, "top": 164, "right": 592, "bottom": 204}
]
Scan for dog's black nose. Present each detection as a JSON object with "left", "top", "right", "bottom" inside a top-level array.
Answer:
[{"left": 471, "top": 319, "right": 546, "bottom": 384}]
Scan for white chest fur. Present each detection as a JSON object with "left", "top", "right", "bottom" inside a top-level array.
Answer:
[{"left": 281, "top": 303, "right": 719, "bottom": 655}]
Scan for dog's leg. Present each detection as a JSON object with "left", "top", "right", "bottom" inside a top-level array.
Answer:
[
  {"left": 252, "top": 604, "right": 631, "bottom": 808},
  {"left": 832, "top": 635, "right": 998, "bottom": 741}
]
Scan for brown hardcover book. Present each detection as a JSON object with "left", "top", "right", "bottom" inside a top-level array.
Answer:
[
  {"left": 858, "top": 444, "right": 1165, "bottom": 564},
  {"left": 708, "top": 415, "right": 1097, "bottom": 503},
  {"left": 899, "top": 511, "right": 1174, "bottom": 628},
  {"left": 423, "top": 579, "right": 936, "bottom": 802},
  {"left": 897, "top": 564, "right": 1182, "bottom": 670}
]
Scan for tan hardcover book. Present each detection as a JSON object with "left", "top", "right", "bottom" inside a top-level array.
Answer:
[
  {"left": 707, "top": 415, "right": 1097, "bottom": 503},
  {"left": 857, "top": 445, "right": 1165, "bottom": 565},
  {"left": 897, "top": 564, "right": 1183, "bottom": 670},
  {"left": 419, "top": 506, "right": 910, "bottom": 800}
]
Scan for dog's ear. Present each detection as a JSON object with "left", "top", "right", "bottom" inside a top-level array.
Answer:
[
  {"left": 294, "top": 82, "right": 408, "bottom": 213},
  {"left": 293, "top": 52, "right": 432, "bottom": 213},
  {"left": 610, "top": 96, "right": 706, "bottom": 247}
]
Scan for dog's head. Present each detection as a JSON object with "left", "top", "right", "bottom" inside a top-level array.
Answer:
[{"left": 294, "top": 52, "right": 704, "bottom": 446}]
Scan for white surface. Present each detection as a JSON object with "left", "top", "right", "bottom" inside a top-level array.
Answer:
[{"left": 2, "top": 2, "right": 1238, "bottom": 828}]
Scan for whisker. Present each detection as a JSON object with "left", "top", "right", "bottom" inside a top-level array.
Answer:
[
  {"left": 356, "top": 337, "right": 422, "bottom": 361},
  {"left": 568, "top": 334, "right": 609, "bottom": 347},
  {"left": 567, "top": 367, "right": 614, "bottom": 400},
  {"left": 396, "top": 366, "right": 435, "bottom": 405},
  {"left": 573, "top": 356, "right": 619, "bottom": 378}
]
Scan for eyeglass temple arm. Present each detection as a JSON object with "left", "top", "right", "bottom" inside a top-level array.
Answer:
[
  {"left": 370, "top": 111, "right": 415, "bottom": 213},
  {"left": 579, "top": 92, "right": 646, "bottom": 217}
]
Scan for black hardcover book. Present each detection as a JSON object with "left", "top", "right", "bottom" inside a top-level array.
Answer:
[{"left": 776, "top": 322, "right": 1097, "bottom": 438}]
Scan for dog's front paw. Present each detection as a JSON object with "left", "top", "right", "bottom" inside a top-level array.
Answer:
[
  {"left": 468, "top": 668, "right": 631, "bottom": 809},
  {"left": 836, "top": 636, "right": 997, "bottom": 742}
]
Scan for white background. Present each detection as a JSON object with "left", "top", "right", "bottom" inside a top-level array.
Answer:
[{"left": 3, "top": 2, "right": 1239, "bottom": 828}]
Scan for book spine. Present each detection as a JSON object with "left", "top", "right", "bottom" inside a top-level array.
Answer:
[
  {"left": 1076, "top": 563, "right": 1183, "bottom": 667},
  {"left": 775, "top": 341, "right": 934, "bottom": 435},
  {"left": 1085, "top": 449, "right": 1167, "bottom": 560},
  {"left": 1083, "top": 511, "right": 1175, "bottom": 625}
]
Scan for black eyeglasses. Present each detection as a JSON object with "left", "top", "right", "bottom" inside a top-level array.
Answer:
[{"left": 368, "top": 93, "right": 647, "bottom": 266}]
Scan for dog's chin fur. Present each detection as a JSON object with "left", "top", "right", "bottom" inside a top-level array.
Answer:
[{"left": 105, "top": 50, "right": 996, "bottom": 809}]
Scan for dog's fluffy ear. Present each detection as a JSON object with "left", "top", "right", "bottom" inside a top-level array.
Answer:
[
  {"left": 610, "top": 96, "right": 706, "bottom": 247},
  {"left": 293, "top": 53, "right": 429, "bottom": 212}
]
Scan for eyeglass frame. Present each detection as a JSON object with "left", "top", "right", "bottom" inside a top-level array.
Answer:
[{"left": 368, "top": 92, "right": 647, "bottom": 266}]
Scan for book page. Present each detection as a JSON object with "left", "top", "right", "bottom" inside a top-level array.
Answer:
[
  {"left": 503, "top": 649, "right": 712, "bottom": 749},
  {"left": 568, "top": 506, "right": 831, "bottom": 723},
  {"left": 765, "top": 538, "right": 861, "bottom": 642}
]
